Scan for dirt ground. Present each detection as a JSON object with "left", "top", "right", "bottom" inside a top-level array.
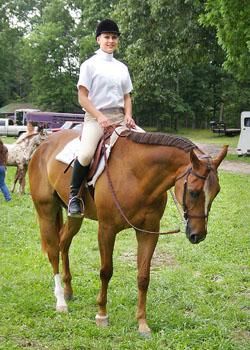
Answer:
[{"left": 196, "top": 143, "right": 250, "bottom": 175}]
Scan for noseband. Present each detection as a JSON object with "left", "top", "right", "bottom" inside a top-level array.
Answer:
[{"left": 175, "top": 156, "right": 213, "bottom": 221}]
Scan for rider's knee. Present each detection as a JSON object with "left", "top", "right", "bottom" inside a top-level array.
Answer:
[{"left": 78, "top": 153, "right": 92, "bottom": 167}]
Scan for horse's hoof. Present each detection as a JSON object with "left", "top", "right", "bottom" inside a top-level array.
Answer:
[
  {"left": 95, "top": 314, "right": 109, "bottom": 327},
  {"left": 64, "top": 292, "right": 73, "bottom": 301},
  {"left": 138, "top": 323, "right": 151, "bottom": 338},
  {"left": 139, "top": 331, "right": 151, "bottom": 339},
  {"left": 56, "top": 305, "right": 68, "bottom": 312}
]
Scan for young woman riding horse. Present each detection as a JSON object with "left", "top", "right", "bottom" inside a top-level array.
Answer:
[{"left": 68, "top": 19, "right": 135, "bottom": 217}]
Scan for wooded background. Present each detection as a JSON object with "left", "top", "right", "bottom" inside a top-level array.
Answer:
[{"left": 0, "top": 0, "right": 249, "bottom": 129}]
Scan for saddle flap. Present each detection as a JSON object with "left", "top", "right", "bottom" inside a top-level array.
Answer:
[
  {"left": 87, "top": 129, "right": 113, "bottom": 181},
  {"left": 87, "top": 138, "right": 105, "bottom": 180}
]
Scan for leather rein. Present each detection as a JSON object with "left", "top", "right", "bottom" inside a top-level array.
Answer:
[
  {"left": 102, "top": 129, "right": 213, "bottom": 235},
  {"left": 102, "top": 139, "right": 180, "bottom": 235}
]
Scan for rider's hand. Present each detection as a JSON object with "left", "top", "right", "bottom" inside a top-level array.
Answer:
[
  {"left": 125, "top": 115, "right": 136, "bottom": 129},
  {"left": 97, "top": 114, "right": 110, "bottom": 129}
]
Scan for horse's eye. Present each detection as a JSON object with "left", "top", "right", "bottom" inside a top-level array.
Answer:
[{"left": 189, "top": 191, "right": 200, "bottom": 199}]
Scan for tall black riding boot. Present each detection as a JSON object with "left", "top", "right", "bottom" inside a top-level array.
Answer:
[{"left": 68, "top": 159, "right": 89, "bottom": 218}]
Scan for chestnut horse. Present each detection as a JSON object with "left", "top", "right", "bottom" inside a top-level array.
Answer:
[{"left": 28, "top": 129, "right": 227, "bottom": 336}]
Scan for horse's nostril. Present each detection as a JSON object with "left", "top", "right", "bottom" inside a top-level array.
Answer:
[
  {"left": 189, "top": 234, "right": 203, "bottom": 244},
  {"left": 189, "top": 234, "right": 197, "bottom": 244},
  {"left": 189, "top": 233, "right": 206, "bottom": 244}
]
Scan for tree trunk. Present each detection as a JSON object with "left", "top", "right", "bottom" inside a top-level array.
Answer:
[{"left": 219, "top": 102, "right": 224, "bottom": 121}]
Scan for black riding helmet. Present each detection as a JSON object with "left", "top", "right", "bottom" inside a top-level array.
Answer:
[{"left": 96, "top": 19, "right": 120, "bottom": 38}]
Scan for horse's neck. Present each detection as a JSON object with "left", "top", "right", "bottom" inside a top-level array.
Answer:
[
  {"left": 16, "top": 135, "right": 37, "bottom": 151},
  {"left": 149, "top": 148, "right": 188, "bottom": 183},
  {"left": 120, "top": 140, "right": 190, "bottom": 190}
]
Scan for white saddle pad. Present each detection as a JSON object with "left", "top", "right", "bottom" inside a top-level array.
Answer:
[{"left": 56, "top": 125, "right": 144, "bottom": 187}]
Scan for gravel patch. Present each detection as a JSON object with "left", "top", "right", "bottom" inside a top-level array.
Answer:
[{"left": 196, "top": 143, "right": 250, "bottom": 174}]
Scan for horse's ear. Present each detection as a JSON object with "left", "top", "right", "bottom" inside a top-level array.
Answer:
[
  {"left": 213, "top": 145, "right": 228, "bottom": 169},
  {"left": 190, "top": 149, "right": 201, "bottom": 169}
]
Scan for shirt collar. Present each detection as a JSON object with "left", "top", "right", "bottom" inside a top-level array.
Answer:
[{"left": 95, "top": 48, "right": 113, "bottom": 61}]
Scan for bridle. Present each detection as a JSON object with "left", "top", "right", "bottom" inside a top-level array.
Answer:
[{"left": 175, "top": 155, "right": 214, "bottom": 222}]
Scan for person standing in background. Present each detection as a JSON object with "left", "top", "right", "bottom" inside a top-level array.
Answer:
[{"left": 0, "top": 139, "right": 11, "bottom": 201}]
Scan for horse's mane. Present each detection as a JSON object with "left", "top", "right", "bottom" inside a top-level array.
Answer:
[{"left": 127, "top": 131, "right": 198, "bottom": 153}]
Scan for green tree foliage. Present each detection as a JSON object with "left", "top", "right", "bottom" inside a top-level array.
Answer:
[
  {"left": 24, "top": 0, "right": 80, "bottom": 111},
  {"left": 0, "top": 1, "right": 25, "bottom": 105},
  {"left": 114, "top": 0, "right": 228, "bottom": 128},
  {"left": 75, "top": 0, "right": 119, "bottom": 62},
  {"left": 201, "top": 0, "right": 250, "bottom": 82},
  {"left": 0, "top": 0, "right": 249, "bottom": 128}
]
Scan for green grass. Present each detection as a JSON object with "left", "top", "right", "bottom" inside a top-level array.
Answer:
[
  {"left": 2, "top": 128, "right": 245, "bottom": 150},
  {"left": 1, "top": 128, "right": 241, "bottom": 148},
  {"left": 144, "top": 128, "right": 250, "bottom": 163},
  {"left": 178, "top": 129, "right": 250, "bottom": 163},
  {"left": 0, "top": 165, "right": 249, "bottom": 349},
  {"left": 225, "top": 154, "right": 250, "bottom": 163},
  {"left": 1, "top": 136, "right": 17, "bottom": 144},
  {"left": 144, "top": 127, "right": 240, "bottom": 148},
  {"left": 177, "top": 128, "right": 240, "bottom": 148}
]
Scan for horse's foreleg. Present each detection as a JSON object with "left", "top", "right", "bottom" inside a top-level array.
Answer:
[
  {"left": 96, "top": 224, "right": 116, "bottom": 327},
  {"left": 136, "top": 231, "right": 158, "bottom": 337},
  {"left": 59, "top": 217, "right": 83, "bottom": 301},
  {"left": 36, "top": 203, "right": 66, "bottom": 312},
  {"left": 54, "top": 273, "right": 67, "bottom": 312}
]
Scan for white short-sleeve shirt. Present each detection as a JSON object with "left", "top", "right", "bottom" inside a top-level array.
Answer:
[{"left": 77, "top": 49, "right": 133, "bottom": 110}]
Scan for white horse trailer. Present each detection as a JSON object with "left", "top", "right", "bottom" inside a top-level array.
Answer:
[{"left": 237, "top": 111, "right": 250, "bottom": 156}]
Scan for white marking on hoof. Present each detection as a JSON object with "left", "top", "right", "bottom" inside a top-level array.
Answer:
[
  {"left": 54, "top": 274, "right": 68, "bottom": 312},
  {"left": 138, "top": 323, "right": 151, "bottom": 338},
  {"left": 56, "top": 304, "right": 68, "bottom": 312},
  {"left": 139, "top": 331, "right": 151, "bottom": 339},
  {"left": 95, "top": 314, "right": 109, "bottom": 327}
]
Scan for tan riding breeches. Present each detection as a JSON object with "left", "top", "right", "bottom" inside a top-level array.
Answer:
[{"left": 78, "top": 108, "right": 125, "bottom": 166}]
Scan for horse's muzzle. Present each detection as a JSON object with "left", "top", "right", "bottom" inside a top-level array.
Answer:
[{"left": 186, "top": 225, "right": 206, "bottom": 244}]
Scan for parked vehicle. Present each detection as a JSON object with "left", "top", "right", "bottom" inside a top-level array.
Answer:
[
  {"left": 210, "top": 121, "right": 240, "bottom": 136},
  {"left": 237, "top": 111, "right": 250, "bottom": 156},
  {"left": 72, "top": 123, "right": 82, "bottom": 133},
  {"left": 26, "top": 111, "right": 84, "bottom": 130},
  {"left": 14, "top": 109, "right": 40, "bottom": 125},
  {"left": 0, "top": 118, "right": 27, "bottom": 137},
  {"left": 49, "top": 121, "right": 81, "bottom": 133}
]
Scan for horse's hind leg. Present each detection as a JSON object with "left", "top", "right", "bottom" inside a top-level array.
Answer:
[
  {"left": 11, "top": 167, "right": 19, "bottom": 193},
  {"left": 96, "top": 224, "right": 116, "bottom": 326},
  {"left": 35, "top": 200, "right": 67, "bottom": 312},
  {"left": 59, "top": 217, "right": 83, "bottom": 300},
  {"left": 19, "top": 165, "right": 27, "bottom": 194},
  {"left": 136, "top": 230, "right": 159, "bottom": 337}
]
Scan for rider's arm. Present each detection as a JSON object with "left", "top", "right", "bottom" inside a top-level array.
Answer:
[
  {"left": 78, "top": 86, "right": 109, "bottom": 128},
  {"left": 124, "top": 93, "right": 135, "bottom": 128}
]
